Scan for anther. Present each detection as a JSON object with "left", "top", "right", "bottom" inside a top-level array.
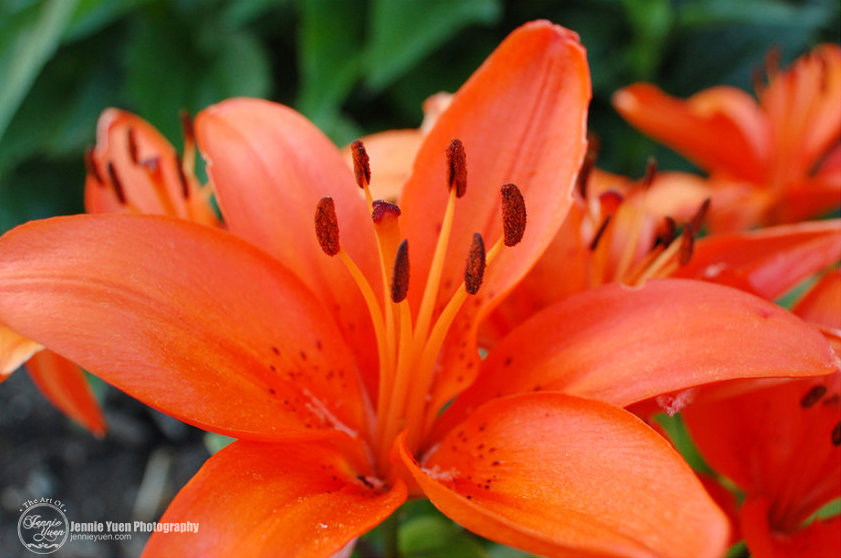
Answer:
[
  {"left": 464, "top": 233, "right": 486, "bottom": 295},
  {"left": 351, "top": 140, "right": 371, "bottom": 189},
  {"left": 833, "top": 421, "right": 840, "bottom": 447},
  {"left": 800, "top": 384, "right": 827, "bottom": 408},
  {"left": 127, "top": 128, "right": 140, "bottom": 165},
  {"left": 501, "top": 183, "right": 526, "bottom": 247},
  {"left": 653, "top": 216, "right": 677, "bottom": 250},
  {"left": 371, "top": 200, "right": 401, "bottom": 223},
  {"left": 577, "top": 136, "right": 599, "bottom": 199},
  {"left": 175, "top": 154, "right": 190, "bottom": 199},
  {"left": 315, "top": 197, "right": 340, "bottom": 256},
  {"left": 690, "top": 198, "right": 711, "bottom": 232},
  {"left": 391, "top": 239, "right": 410, "bottom": 303},
  {"left": 85, "top": 148, "right": 104, "bottom": 185},
  {"left": 447, "top": 138, "right": 467, "bottom": 198},
  {"left": 641, "top": 157, "right": 657, "bottom": 189},
  {"left": 589, "top": 215, "right": 612, "bottom": 251},
  {"left": 106, "top": 162, "right": 127, "bottom": 204},
  {"left": 678, "top": 223, "right": 694, "bottom": 265},
  {"left": 179, "top": 110, "right": 195, "bottom": 144}
]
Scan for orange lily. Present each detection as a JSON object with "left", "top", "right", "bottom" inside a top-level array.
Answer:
[
  {"left": 0, "top": 21, "right": 837, "bottom": 557},
  {"left": 682, "top": 271, "right": 841, "bottom": 557},
  {"left": 0, "top": 108, "right": 218, "bottom": 436},
  {"left": 613, "top": 44, "right": 841, "bottom": 231}
]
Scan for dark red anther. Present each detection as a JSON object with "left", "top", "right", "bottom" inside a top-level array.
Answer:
[
  {"left": 371, "top": 200, "right": 401, "bottom": 223},
  {"left": 577, "top": 133, "right": 600, "bottom": 199},
  {"left": 589, "top": 215, "right": 612, "bottom": 251},
  {"left": 501, "top": 183, "right": 526, "bottom": 247},
  {"left": 127, "top": 127, "right": 140, "bottom": 165},
  {"left": 800, "top": 384, "right": 827, "bottom": 408},
  {"left": 391, "top": 239, "right": 410, "bottom": 303},
  {"left": 678, "top": 223, "right": 695, "bottom": 266},
  {"left": 690, "top": 198, "right": 711, "bottom": 232},
  {"left": 653, "top": 216, "right": 677, "bottom": 250},
  {"left": 833, "top": 421, "right": 841, "bottom": 447},
  {"left": 179, "top": 109, "right": 195, "bottom": 144},
  {"left": 351, "top": 140, "right": 371, "bottom": 189},
  {"left": 175, "top": 154, "right": 190, "bottom": 199},
  {"left": 464, "top": 233, "right": 486, "bottom": 295},
  {"left": 107, "top": 162, "right": 127, "bottom": 204},
  {"left": 447, "top": 138, "right": 467, "bottom": 198},
  {"left": 641, "top": 157, "right": 657, "bottom": 189},
  {"left": 85, "top": 147, "right": 104, "bottom": 185},
  {"left": 315, "top": 197, "right": 340, "bottom": 256}
]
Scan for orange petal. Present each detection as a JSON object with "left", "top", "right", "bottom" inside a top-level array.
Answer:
[
  {"left": 143, "top": 440, "right": 406, "bottom": 558},
  {"left": 613, "top": 84, "right": 769, "bottom": 181},
  {"left": 676, "top": 219, "right": 841, "bottom": 300},
  {"left": 401, "top": 20, "right": 589, "bottom": 317},
  {"left": 399, "top": 21, "right": 590, "bottom": 413},
  {"left": 0, "top": 214, "right": 368, "bottom": 443},
  {"left": 85, "top": 109, "right": 218, "bottom": 226},
  {"left": 761, "top": 44, "right": 841, "bottom": 179},
  {"left": 683, "top": 371, "right": 840, "bottom": 526},
  {"left": 401, "top": 393, "right": 729, "bottom": 558},
  {"left": 0, "top": 324, "right": 41, "bottom": 376},
  {"left": 793, "top": 270, "right": 841, "bottom": 329},
  {"left": 195, "top": 98, "right": 381, "bottom": 396},
  {"left": 434, "top": 278, "right": 839, "bottom": 440},
  {"left": 741, "top": 497, "right": 841, "bottom": 558},
  {"left": 26, "top": 350, "right": 106, "bottom": 436},
  {"left": 341, "top": 130, "right": 423, "bottom": 202}
]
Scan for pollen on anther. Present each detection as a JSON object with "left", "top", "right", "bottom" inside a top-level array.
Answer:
[
  {"left": 179, "top": 110, "right": 195, "bottom": 143},
  {"left": 690, "top": 198, "right": 711, "bottom": 232},
  {"left": 127, "top": 128, "right": 140, "bottom": 165},
  {"left": 391, "top": 239, "right": 410, "bottom": 303},
  {"left": 175, "top": 154, "right": 190, "bottom": 199},
  {"left": 464, "top": 233, "right": 486, "bottom": 295},
  {"left": 107, "top": 162, "right": 127, "bottom": 204},
  {"left": 501, "top": 183, "right": 527, "bottom": 247},
  {"left": 589, "top": 215, "right": 612, "bottom": 251},
  {"left": 679, "top": 223, "right": 695, "bottom": 265},
  {"left": 447, "top": 138, "right": 467, "bottom": 198},
  {"left": 315, "top": 197, "right": 341, "bottom": 256},
  {"left": 351, "top": 140, "right": 371, "bottom": 189},
  {"left": 641, "top": 157, "right": 657, "bottom": 189},
  {"left": 85, "top": 148, "right": 104, "bottom": 185},
  {"left": 371, "top": 200, "right": 401, "bottom": 223}
]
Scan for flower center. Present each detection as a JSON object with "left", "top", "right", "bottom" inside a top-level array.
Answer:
[
  {"left": 578, "top": 156, "right": 707, "bottom": 287},
  {"left": 315, "top": 139, "right": 526, "bottom": 474}
]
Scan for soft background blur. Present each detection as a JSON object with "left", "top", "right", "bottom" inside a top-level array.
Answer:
[{"left": 0, "top": 0, "right": 839, "bottom": 556}]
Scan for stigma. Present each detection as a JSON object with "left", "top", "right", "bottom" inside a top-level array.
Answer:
[{"left": 314, "top": 138, "right": 526, "bottom": 469}]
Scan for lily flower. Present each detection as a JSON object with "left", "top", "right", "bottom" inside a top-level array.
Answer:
[
  {"left": 682, "top": 271, "right": 841, "bottom": 557},
  {"left": 0, "top": 108, "right": 218, "bottom": 436},
  {"left": 0, "top": 21, "right": 837, "bottom": 558},
  {"left": 613, "top": 44, "right": 841, "bottom": 231}
]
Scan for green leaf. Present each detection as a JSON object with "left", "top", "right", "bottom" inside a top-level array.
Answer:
[
  {"left": 399, "top": 515, "right": 487, "bottom": 558},
  {"left": 125, "top": 8, "right": 271, "bottom": 143},
  {"left": 364, "top": 0, "right": 501, "bottom": 91},
  {"left": 64, "top": 0, "right": 155, "bottom": 42},
  {"left": 296, "top": 0, "right": 364, "bottom": 125},
  {"left": 0, "top": 0, "right": 79, "bottom": 142},
  {"left": 621, "top": 0, "right": 674, "bottom": 79},
  {"left": 677, "top": 0, "right": 828, "bottom": 28},
  {"left": 203, "top": 432, "right": 235, "bottom": 455}
]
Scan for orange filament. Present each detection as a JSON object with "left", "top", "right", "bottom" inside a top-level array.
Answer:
[{"left": 314, "top": 140, "right": 527, "bottom": 474}]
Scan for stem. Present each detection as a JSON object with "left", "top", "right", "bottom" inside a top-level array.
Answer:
[{"left": 381, "top": 511, "right": 401, "bottom": 558}]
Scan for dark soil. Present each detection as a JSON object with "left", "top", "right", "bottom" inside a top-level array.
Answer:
[{"left": 1, "top": 370, "right": 208, "bottom": 557}]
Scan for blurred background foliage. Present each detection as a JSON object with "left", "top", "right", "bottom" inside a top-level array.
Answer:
[
  {"left": 1, "top": 0, "right": 839, "bottom": 233},
  {"left": 0, "top": 1, "right": 839, "bottom": 555}
]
